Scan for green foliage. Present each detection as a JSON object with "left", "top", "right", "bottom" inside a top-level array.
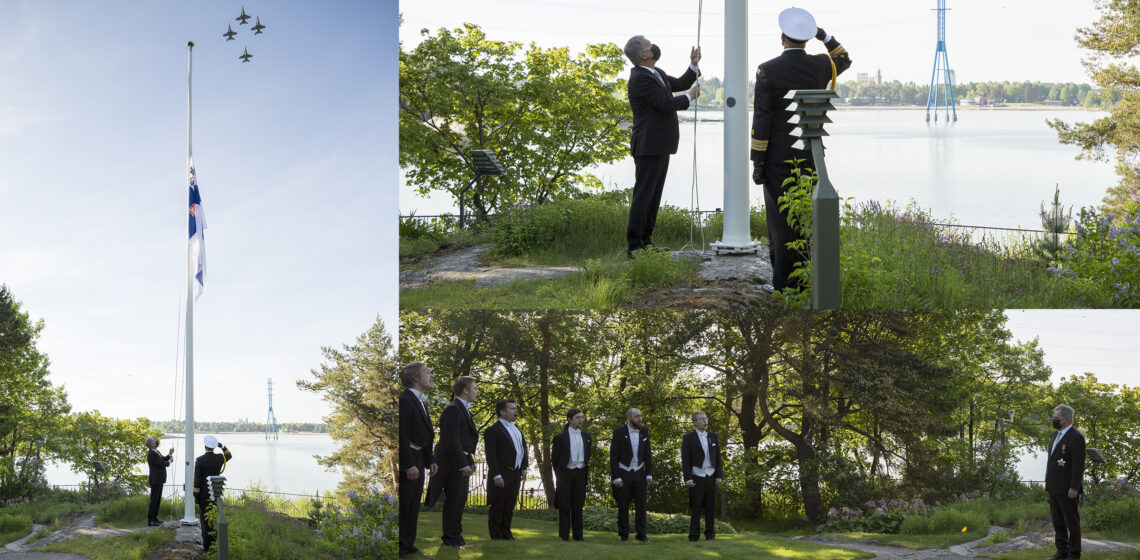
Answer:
[
  {"left": 1048, "top": 1, "right": 1140, "bottom": 216},
  {"left": 96, "top": 495, "right": 180, "bottom": 528},
  {"left": 0, "top": 512, "right": 31, "bottom": 545},
  {"left": 206, "top": 493, "right": 341, "bottom": 560},
  {"left": 297, "top": 317, "right": 400, "bottom": 496},
  {"left": 400, "top": 24, "right": 629, "bottom": 222},
  {"left": 1034, "top": 185, "right": 1072, "bottom": 266},
  {"left": 570, "top": 506, "right": 736, "bottom": 535},
  {"left": 817, "top": 500, "right": 926, "bottom": 534},
  {"left": 1086, "top": 496, "right": 1140, "bottom": 531},
  {"left": 1051, "top": 203, "right": 1140, "bottom": 307},
  {"left": 899, "top": 507, "right": 988, "bottom": 535},
  {"left": 627, "top": 248, "right": 697, "bottom": 292},
  {"left": 776, "top": 158, "right": 817, "bottom": 304},
  {"left": 1053, "top": 374, "right": 1140, "bottom": 484},
  {"left": 57, "top": 411, "right": 159, "bottom": 493},
  {"left": 147, "top": 420, "right": 328, "bottom": 434},
  {"left": 312, "top": 487, "right": 398, "bottom": 560},
  {"left": 41, "top": 529, "right": 175, "bottom": 560},
  {"left": 398, "top": 214, "right": 478, "bottom": 257}
]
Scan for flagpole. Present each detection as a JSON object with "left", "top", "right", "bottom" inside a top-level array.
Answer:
[{"left": 182, "top": 39, "right": 197, "bottom": 525}]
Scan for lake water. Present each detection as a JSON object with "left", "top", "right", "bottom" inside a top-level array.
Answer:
[
  {"left": 44, "top": 433, "right": 342, "bottom": 496},
  {"left": 400, "top": 109, "right": 1117, "bottom": 232}
]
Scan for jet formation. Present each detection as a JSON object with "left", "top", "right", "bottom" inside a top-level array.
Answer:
[{"left": 223, "top": 6, "right": 266, "bottom": 63}]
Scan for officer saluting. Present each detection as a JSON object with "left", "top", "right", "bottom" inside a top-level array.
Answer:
[
  {"left": 751, "top": 8, "right": 852, "bottom": 292},
  {"left": 193, "top": 435, "right": 232, "bottom": 551}
]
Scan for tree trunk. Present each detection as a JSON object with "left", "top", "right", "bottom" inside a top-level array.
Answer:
[{"left": 537, "top": 314, "right": 556, "bottom": 507}]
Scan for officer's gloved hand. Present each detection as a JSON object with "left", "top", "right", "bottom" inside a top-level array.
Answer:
[
  {"left": 752, "top": 163, "right": 765, "bottom": 185},
  {"left": 815, "top": 27, "right": 828, "bottom": 41}
]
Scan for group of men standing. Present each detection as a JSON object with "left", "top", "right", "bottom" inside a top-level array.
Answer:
[
  {"left": 624, "top": 7, "right": 852, "bottom": 292},
  {"left": 397, "top": 362, "right": 725, "bottom": 558}
]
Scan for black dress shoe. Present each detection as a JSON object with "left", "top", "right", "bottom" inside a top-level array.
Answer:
[
  {"left": 560, "top": 537, "right": 569, "bottom": 542},
  {"left": 636, "top": 536, "right": 649, "bottom": 543},
  {"left": 619, "top": 536, "right": 629, "bottom": 542},
  {"left": 573, "top": 537, "right": 584, "bottom": 541},
  {"left": 1045, "top": 553, "right": 1067, "bottom": 560}
]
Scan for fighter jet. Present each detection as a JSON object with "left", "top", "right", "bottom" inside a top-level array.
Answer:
[
  {"left": 223, "top": 24, "right": 237, "bottom": 41},
  {"left": 251, "top": 16, "right": 265, "bottom": 35},
  {"left": 239, "top": 47, "right": 252, "bottom": 63},
  {"left": 236, "top": 6, "right": 251, "bottom": 25}
]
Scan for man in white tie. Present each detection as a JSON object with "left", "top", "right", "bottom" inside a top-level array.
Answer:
[
  {"left": 398, "top": 362, "right": 437, "bottom": 558},
  {"left": 484, "top": 398, "right": 528, "bottom": 540},
  {"left": 552, "top": 408, "right": 592, "bottom": 541},
  {"left": 610, "top": 408, "right": 653, "bottom": 542},
  {"left": 622, "top": 34, "right": 700, "bottom": 257},
  {"left": 681, "top": 411, "right": 724, "bottom": 541},
  {"left": 425, "top": 376, "right": 479, "bottom": 549},
  {"left": 1045, "top": 404, "right": 1086, "bottom": 560}
]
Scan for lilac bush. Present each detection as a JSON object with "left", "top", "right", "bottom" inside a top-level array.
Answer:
[
  {"left": 817, "top": 498, "right": 928, "bottom": 534},
  {"left": 1053, "top": 199, "right": 1140, "bottom": 307},
  {"left": 314, "top": 487, "right": 398, "bottom": 559}
]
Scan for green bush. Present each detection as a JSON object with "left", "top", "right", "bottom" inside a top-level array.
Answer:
[
  {"left": 1086, "top": 496, "right": 1140, "bottom": 531},
  {"left": 900, "top": 508, "right": 987, "bottom": 535},
  {"left": 579, "top": 506, "right": 736, "bottom": 535},
  {"left": 1054, "top": 202, "right": 1140, "bottom": 306},
  {"left": 0, "top": 512, "right": 32, "bottom": 545},
  {"left": 312, "top": 487, "right": 397, "bottom": 560},
  {"left": 628, "top": 248, "right": 695, "bottom": 291},
  {"left": 96, "top": 495, "right": 179, "bottom": 528}
]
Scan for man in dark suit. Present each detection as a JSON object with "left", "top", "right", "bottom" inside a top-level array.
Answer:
[
  {"left": 484, "top": 399, "right": 528, "bottom": 540},
  {"left": 1045, "top": 404, "right": 1086, "bottom": 560},
  {"left": 145, "top": 437, "right": 173, "bottom": 526},
  {"left": 193, "top": 435, "right": 232, "bottom": 551},
  {"left": 751, "top": 7, "right": 852, "bottom": 291},
  {"left": 398, "top": 362, "right": 437, "bottom": 558},
  {"left": 681, "top": 411, "right": 723, "bottom": 541},
  {"left": 610, "top": 408, "right": 652, "bottom": 542},
  {"left": 425, "top": 376, "right": 479, "bottom": 549},
  {"left": 622, "top": 34, "right": 701, "bottom": 256},
  {"left": 552, "top": 408, "right": 591, "bottom": 541}
]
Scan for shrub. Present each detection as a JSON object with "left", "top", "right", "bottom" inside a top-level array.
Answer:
[
  {"left": 817, "top": 499, "right": 927, "bottom": 534},
  {"left": 579, "top": 506, "right": 736, "bottom": 535},
  {"left": 1086, "top": 496, "right": 1140, "bottom": 531},
  {"left": 313, "top": 487, "right": 398, "bottom": 560},
  {"left": 900, "top": 507, "right": 987, "bottom": 535},
  {"left": 1054, "top": 202, "right": 1140, "bottom": 306}
]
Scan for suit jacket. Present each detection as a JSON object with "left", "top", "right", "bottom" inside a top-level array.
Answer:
[
  {"left": 610, "top": 425, "right": 652, "bottom": 480},
  {"left": 627, "top": 65, "right": 699, "bottom": 157},
  {"left": 680, "top": 430, "right": 724, "bottom": 482},
  {"left": 552, "top": 427, "right": 592, "bottom": 476},
  {"left": 426, "top": 398, "right": 478, "bottom": 506},
  {"left": 147, "top": 448, "right": 173, "bottom": 486},
  {"left": 484, "top": 420, "right": 528, "bottom": 481},
  {"left": 1045, "top": 427, "right": 1086, "bottom": 496},
  {"left": 193, "top": 447, "right": 232, "bottom": 499},
  {"left": 398, "top": 388, "right": 435, "bottom": 471},
  {"left": 751, "top": 37, "right": 852, "bottom": 165}
]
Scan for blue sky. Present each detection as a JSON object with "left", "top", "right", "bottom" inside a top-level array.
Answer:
[{"left": 0, "top": 1, "right": 398, "bottom": 423}]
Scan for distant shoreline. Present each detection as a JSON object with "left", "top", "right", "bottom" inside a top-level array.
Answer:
[{"left": 161, "top": 432, "right": 329, "bottom": 437}]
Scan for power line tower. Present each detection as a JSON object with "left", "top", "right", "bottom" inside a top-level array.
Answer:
[
  {"left": 265, "top": 378, "right": 279, "bottom": 440},
  {"left": 925, "top": 0, "right": 958, "bottom": 122}
]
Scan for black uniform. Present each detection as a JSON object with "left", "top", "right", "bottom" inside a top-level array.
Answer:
[
  {"left": 751, "top": 36, "right": 852, "bottom": 291},
  {"left": 398, "top": 388, "right": 435, "bottom": 557},
  {"left": 425, "top": 398, "right": 478, "bottom": 547},
  {"left": 146, "top": 447, "right": 173, "bottom": 524},
  {"left": 610, "top": 424, "right": 653, "bottom": 541},
  {"left": 680, "top": 430, "right": 724, "bottom": 541},
  {"left": 193, "top": 446, "right": 232, "bottom": 551},
  {"left": 1046, "top": 427, "right": 1086, "bottom": 559},
  {"left": 626, "top": 63, "right": 699, "bottom": 253},
  {"left": 551, "top": 427, "right": 592, "bottom": 541},
  {"left": 484, "top": 420, "right": 528, "bottom": 540}
]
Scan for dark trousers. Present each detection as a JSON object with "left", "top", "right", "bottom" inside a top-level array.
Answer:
[
  {"left": 196, "top": 496, "right": 216, "bottom": 551},
  {"left": 688, "top": 476, "right": 717, "bottom": 541},
  {"left": 148, "top": 483, "right": 163, "bottom": 523},
  {"left": 628, "top": 154, "right": 670, "bottom": 251},
  {"left": 440, "top": 468, "right": 470, "bottom": 546},
  {"left": 556, "top": 468, "right": 587, "bottom": 540},
  {"left": 762, "top": 149, "right": 813, "bottom": 291},
  {"left": 487, "top": 468, "right": 522, "bottom": 539},
  {"left": 398, "top": 452, "right": 426, "bottom": 555},
  {"left": 1049, "top": 493, "right": 1081, "bottom": 558},
  {"left": 614, "top": 469, "right": 648, "bottom": 539}
]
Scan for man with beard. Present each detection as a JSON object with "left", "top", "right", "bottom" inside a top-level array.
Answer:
[{"left": 610, "top": 408, "right": 652, "bottom": 542}]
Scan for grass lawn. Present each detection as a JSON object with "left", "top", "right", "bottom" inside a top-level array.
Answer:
[
  {"left": 823, "top": 528, "right": 985, "bottom": 550},
  {"left": 412, "top": 512, "right": 873, "bottom": 559},
  {"left": 979, "top": 548, "right": 1140, "bottom": 560},
  {"left": 40, "top": 528, "right": 174, "bottom": 560}
]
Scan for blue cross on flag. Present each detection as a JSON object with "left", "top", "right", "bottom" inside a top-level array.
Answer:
[{"left": 188, "top": 161, "right": 206, "bottom": 299}]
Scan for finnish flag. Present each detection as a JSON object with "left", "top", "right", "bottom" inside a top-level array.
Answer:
[{"left": 188, "top": 161, "right": 206, "bottom": 299}]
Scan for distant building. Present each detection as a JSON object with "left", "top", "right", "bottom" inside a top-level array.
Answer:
[
  {"left": 857, "top": 72, "right": 870, "bottom": 82},
  {"left": 975, "top": 96, "right": 988, "bottom": 106},
  {"left": 876, "top": 68, "right": 882, "bottom": 85}
]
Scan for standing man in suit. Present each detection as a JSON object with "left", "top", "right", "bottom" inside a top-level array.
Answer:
[
  {"left": 484, "top": 399, "right": 528, "bottom": 540},
  {"left": 622, "top": 34, "right": 701, "bottom": 257},
  {"left": 398, "top": 362, "right": 437, "bottom": 559},
  {"left": 425, "top": 376, "right": 479, "bottom": 549},
  {"left": 145, "top": 437, "right": 173, "bottom": 526},
  {"left": 193, "top": 435, "right": 232, "bottom": 551},
  {"left": 751, "top": 7, "right": 852, "bottom": 291},
  {"left": 681, "top": 411, "right": 723, "bottom": 541},
  {"left": 1046, "top": 404, "right": 1086, "bottom": 560},
  {"left": 610, "top": 408, "right": 653, "bottom": 542},
  {"left": 552, "top": 408, "right": 591, "bottom": 541}
]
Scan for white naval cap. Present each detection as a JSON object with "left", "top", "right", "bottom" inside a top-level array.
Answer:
[
  {"left": 778, "top": 7, "right": 817, "bottom": 42},
  {"left": 204, "top": 435, "right": 219, "bottom": 449}
]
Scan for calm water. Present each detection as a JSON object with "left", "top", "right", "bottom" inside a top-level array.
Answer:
[
  {"left": 400, "top": 109, "right": 1116, "bottom": 231},
  {"left": 44, "top": 433, "right": 342, "bottom": 495}
]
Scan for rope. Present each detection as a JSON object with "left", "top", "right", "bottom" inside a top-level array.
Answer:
[{"left": 681, "top": 0, "right": 707, "bottom": 252}]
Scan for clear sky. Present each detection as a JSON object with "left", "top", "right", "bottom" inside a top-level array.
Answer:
[
  {"left": 400, "top": 0, "right": 1105, "bottom": 85},
  {"left": 0, "top": 1, "right": 398, "bottom": 423},
  {"left": 1004, "top": 310, "right": 1140, "bottom": 388}
]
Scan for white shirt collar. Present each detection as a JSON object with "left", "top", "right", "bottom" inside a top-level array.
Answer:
[
  {"left": 783, "top": 47, "right": 805, "bottom": 52},
  {"left": 500, "top": 418, "right": 516, "bottom": 429},
  {"left": 457, "top": 397, "right": 472, "bottom": 410},
  {"left": 638, "top": 64, "right": 657, "bottom": 73},
  {"left": 410, "top": 388, "right": 426, "bottom": 401},
  {"left": 569, "top": 427, "right": 581, "bottom": 434}
]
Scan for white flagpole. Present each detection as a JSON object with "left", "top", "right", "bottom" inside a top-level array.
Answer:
[{"left": 182, "top": 40, "right": 197, "bottom": 525}]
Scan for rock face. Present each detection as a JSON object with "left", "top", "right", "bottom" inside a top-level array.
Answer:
[{"left": 401, "top": 245, "right": 584, "bottom": 289}]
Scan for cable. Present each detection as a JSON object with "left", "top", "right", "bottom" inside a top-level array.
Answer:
[{"left": 681, "top": 0, "right": 707, "bottom": 252}]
